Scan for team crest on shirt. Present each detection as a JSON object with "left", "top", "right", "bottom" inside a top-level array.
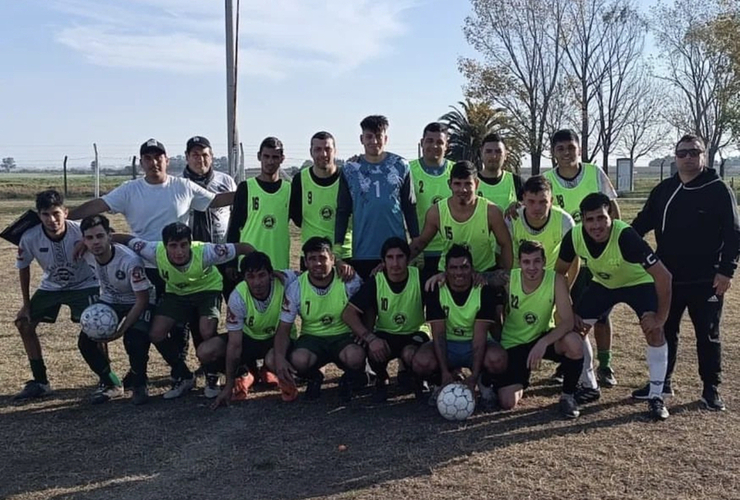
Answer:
[
  {"left": 442, "top": 306, "right": 450, "bottom": 317},
  {"left": 264, "top": 326, "right": 276, "bottom": 335},
  {"left": 214, "top": 244, "right": 228, "bottom": 257},
  {"left": 453, "top": 327, "right": 465, "bottom": 337},
  {"left": 49, "top": 266, "right": 73, "bottom": 282},
  {"left": 263, "top": 216, "right": 276, "bottom": 229},
  {"left": 597, "top": 272, "right": 611, "bottom": 280},
  {"left": 524, "top": 312, "right": 538, "bottom": 325},
  {"left": 320, "top": 206, "right": 334, "bottom": 221},
  {"left": 115, "top": 270, "right": 126, "bottom": 280},
  {"left": 320, "top": 314, "right": 334, "bottom": 326},
  {"left": 432, "top": 196, "right": 443, "bottom": 205},
  {"left": 393, "top": 313, "right": 406, "bottom": 325},
  {"left": 132, "top": 266, "right": 146, "bottom": 283},
  {"left": 133, "top": 241, "right": 146, "bottom": 254},
  {"left": 227, "top": 307, "right": 237, "bottom": 323}
]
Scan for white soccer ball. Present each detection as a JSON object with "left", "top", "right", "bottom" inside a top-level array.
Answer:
[
  {"left": 436, "top": 382, "right": 476, "bottom": 421},
  {"left": 81, "top": 303, "right": 120, "bottom": 342}
]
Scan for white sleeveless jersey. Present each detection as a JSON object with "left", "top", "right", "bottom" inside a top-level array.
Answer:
[
  {"left": 84, "top": 243, "right": 154, "bottom": 305},
  {"left": 16, "top": 221, "right": 98, "bottom": 291}
]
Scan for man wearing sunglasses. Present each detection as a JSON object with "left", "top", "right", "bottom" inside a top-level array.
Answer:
[{"left": 631, "top": 134, "right": 740, "bottom": 411}]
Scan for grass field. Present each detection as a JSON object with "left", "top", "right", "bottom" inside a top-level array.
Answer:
[{"left": 1, "top": 199, "right": 739, "bottom": 500}]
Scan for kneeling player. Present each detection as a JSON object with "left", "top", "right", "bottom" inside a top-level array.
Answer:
[
  {"left": 200, "top": 251, "right": 298, "bottom": 409},
  {"left": 274, "top": 237, "right": 365, "bottom": 402},
  {"left": 80, "top": 215, "right": 154, "bottom": 405},
  {"left": 119, "top": 222, "right": 254, "bottom": 399},
  {"left": 342, "top": 237, "right": 429, "bottom": 402},
  {"left": 556, "top": 193, "right": 672, "bottom": 421},
  {"left": 498, "top": 241, "right": 583, "bottom": 418},
  {"left": 412, "top": 244, "right": 507, "bottom": 406}
]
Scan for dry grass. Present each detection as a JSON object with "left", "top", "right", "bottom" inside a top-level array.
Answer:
[{"left": 1, "top": 200, "right": 739, "bottom": 500}]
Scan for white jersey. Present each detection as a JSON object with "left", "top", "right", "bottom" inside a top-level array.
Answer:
[
  {"left": 84, "top": 243, "right": 154, "bottom": 305},
  {"left": 184, "top": 170, "right": 237, "bottom": 244},
  {"left": 226, "top": 269, "right": 299, "bottom": 332},
  {"left": 16, "top": 221, "right": 98, "bottom": 291},
  {"left": 128, "top": 238, "right": 237, "bottom": 270},
  {"left": 280, "top": 273, "right": 362, "bottom": 324},
  {"left": 102, "top": 176, "right": 215, "bottom": 241}
]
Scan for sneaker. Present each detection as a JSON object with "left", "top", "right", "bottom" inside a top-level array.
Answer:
[
  {"left": 648, "top": 397, "right": 669, "bottom": 421},
  {"left": 304, "top": 372, "right": 324, "bottom": 401},
  {"left": 597, "top": 367, "right": 617, "bottom": 388},
  {"left": 231, "top": 372, "right": 255, "bottom": 402},
  {"left": 701, "top": 386, "right": 726, "bottom": 411},
  {"left": 91, "top": 383, "right": 124, "bottom": 405},
  {"left": 550, "top": 366, "right": 564, "bottom": 384},
  {"left": 559, "top": 394, "right": 580, "bottom": 419},
  {"left": 478, "top": 384, "right": 498, "bottom": 412},
  {"left": 13, "top": 380, "right": 52, "bottom": 401},
  {"left": 574, "top": 386, "right": 601, "bottom": 405},
  {"left": 338, "top": 373, "right": 353, "bottom": 403},
  {"left": 413, "top": 378, "right": 429, "bottom": 402},
  {"left": 131, "top": 385, "right": 150, "bottom": 406},
  {"left": 631, "top": 381, "right": 674, "bottom": 400},
  {"left": 372, "top": 380, "right": 388, "bottom": 403},
  {"left": 163, "top": 377, "right": 195, "bottom": 400},
  {"left": 204, "top": 374, "right": 220, "bottom": 399}
]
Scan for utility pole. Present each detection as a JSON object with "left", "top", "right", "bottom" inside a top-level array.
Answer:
[{"left": 225, "top": 0, "right": 241, "bottom": 181}]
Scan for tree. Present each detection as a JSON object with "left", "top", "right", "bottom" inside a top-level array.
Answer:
[
  {"left": 619, "top": 70, "right": 672, "bottom": 165},
  {"left": 461, "top": 0, "right": 567, "bottom": 174},
  {"left": 439, "top": 100, "right": 523, "bottom": 173},
  {"left": 1, "top": 157, "right": 16, "bottom": 173},
  {"left": 651, "top": 0, "right": 740, "bottom": 169}
]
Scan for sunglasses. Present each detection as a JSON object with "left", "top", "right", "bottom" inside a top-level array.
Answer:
[{"left": 675, "top": 148, "right": 703, "bottom": 158}]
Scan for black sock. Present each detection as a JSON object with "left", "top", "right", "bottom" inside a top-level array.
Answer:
[
  {"left": 561, "top": 356, "right": 584, "bottom": 395},
  {"left": 30, "top": 358, "right": 48, "bottom": 384},
  {"left": 78, "top": 331, "right": 111, "bottom": 380},
  {"left": 153, "top": 338, "right": 192, "bottom": 380},
  {"left": 123, "top": 329, "right": 150, "bottom": 387}
]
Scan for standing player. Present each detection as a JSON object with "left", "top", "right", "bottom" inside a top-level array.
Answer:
[
  {"left": 412, "top": 245, "right": 507, "bottom": 404},
  {"left": 118, "top": 222, "right": 254, "bottom": 399},
  {"left": 409, "top": 122, "right": 454, "bottom": 273},
  {"left": 201, "top": 252, "right": 299, "bottom": 409},
  {"left": 273, "top": 237, "right": 365, "bottom": 402},
  {"left": 227, "top": 137, "right": 291, "bottom": 271},
  {"left": 498, "top": 241, "right": 583, "bottom": 418},
  {"left": 555, "top": 193, "right": 673, "bottom": 420},
  {"left": 410, "top": 160, "right": 513, "bottom": 272},
  {"left": 13, "top": 190, "right": 99, "bottom": 400},
  {"left": 342, "top": 237, "right": 429, "bottom": 402},
  {"left": 289, "top": 131, "right": 352, "bottom": 269},
  {"left": 631, "top": 134, "right": 740, "bottom": 410},
  {"left": 335, "top": 115, "right": 419, "bottom": 279},
  {"left": 79, "top": 215, "right": 154, "bottom": 405},
  {"left": 477, "top": 134, "right": 524, "bottom": 211}
]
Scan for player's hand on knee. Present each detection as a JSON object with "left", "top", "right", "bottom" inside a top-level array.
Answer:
[
  {"left": 526, "top": 340, "right": 547, "bottom": 370},
  {"left": 425, "top": 272, "right": 446, "bottom": 292},
  {"left": 639, "top": 312, "right": 663, "bottom": 337},
  {"left": 15, "top": 305, "right": 30, "bottom": 325},
  {"left": 367, "top": 336, "right": 390, "bottom": 363},
  {"left": 275, "top": 357, "right": 296, "bottom": 386},
  {"left": 574, "top": 315, "right": 590, "bottom": 335}
]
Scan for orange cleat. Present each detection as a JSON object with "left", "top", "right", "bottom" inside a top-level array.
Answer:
[
  {"left": 260, "top": 366, "right": 280, "bottom": 386},
  {"left": 279, "top": 378, "right": 298, "bottom": 402},
  {"left": 231, "top": 372, "right": 255, "bottom": 401}
]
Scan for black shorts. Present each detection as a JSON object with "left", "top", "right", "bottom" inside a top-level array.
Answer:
[
  {"left": 373, "top": 330, "right": 429, "bottom": 360},
  {"left": 351, "top": 259, "right": 382, "bottom": 281},
  {"left": 218, "top": 333, "right": 274, "bottom": 366},
  {"left": 576, "top": 282, "right": 657, "bottom": 322},
  {"left": 571, "top": 268, "right": 610, "bottom": 324},
  {"left": 500, "top": 333, "right": 563, "bottom": 389}
]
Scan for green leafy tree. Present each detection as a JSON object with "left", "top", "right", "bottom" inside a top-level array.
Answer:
[{"left": 1, "top": 157, "right": 16, "bottom": 173}]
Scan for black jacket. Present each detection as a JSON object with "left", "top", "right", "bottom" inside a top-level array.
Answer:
[{"left": 632, "top": 168, "right": 740, "bottom": 284}]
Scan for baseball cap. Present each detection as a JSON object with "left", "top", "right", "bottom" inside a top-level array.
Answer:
[
  {"left": 186, "top": 136, "right": 212, "bottom": 152},
  {"left": 140, "top": 138, "right": 167, "bottom": 156}
]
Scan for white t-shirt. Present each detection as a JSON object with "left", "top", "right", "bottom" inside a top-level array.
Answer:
[
  {"left": 16, "top": 221, "right": 98, "bottom": 291},
  {"left": 128, "top": 238, "right": 237, "bottom": 270},
  {"left": 102, "top": 176, "right": 216, "bottom": 241},
  {"left": 184, "top": 170, "right": 237, "bottom": 244},
  {"left": 280, "top": 273, "right": 362, "bottom": 324},
  {"left": 83, "top": 243, "right": 153, "bottom": 305},
  {"left": 226, "top": 269, "right": 299, "bottom": 332}
]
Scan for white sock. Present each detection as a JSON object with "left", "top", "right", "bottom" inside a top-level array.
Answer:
[
  {"left": 647, "top": 344, "right": 668, "bottom": 399},
  {"left": 578, "top": 334, "right": 598, "bottom": 389}
]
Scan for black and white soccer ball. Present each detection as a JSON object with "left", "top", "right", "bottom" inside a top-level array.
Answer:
[
  {"left": 436, "top": 382, "right": 476, "bottom": 421},
  {"left": 81, "top": 303, "right": 120, "bottom": 342}
]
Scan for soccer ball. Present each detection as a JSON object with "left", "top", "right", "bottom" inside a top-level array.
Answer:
[
  {"left": 436, "top": 383, "right": 476, "bottom": 421},
  {"left": 81, "top": 303, "right": 120, "bottom": 342}
]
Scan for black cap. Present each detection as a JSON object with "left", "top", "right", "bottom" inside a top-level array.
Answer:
[
  {"left": 140, "top": 138, "right": 167, "bottom": 156},
  {"left": 186, "top": 136, "right": 212, "bottom": 153}
]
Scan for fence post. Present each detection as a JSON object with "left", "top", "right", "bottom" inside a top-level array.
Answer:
[{"left": 63, "top": 155, "right": 68, "bottom": 197}]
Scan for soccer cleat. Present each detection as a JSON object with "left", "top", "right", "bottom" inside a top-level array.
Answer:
[
  {"left": 303, "top": 372, "right": 324, "bottom": 401},
  {"left": 338, "top": 373, "right": 353, "bottom": 403},
  {"left": 259, "top": 366, "right": 279, "bottom": 386},
  {"left": 478, "top": 384, "right": 498, "bottom": 412},
  {"left": 131, "top": 385, "right": 149, "bottom": 406},
  {"left": 701, "top": 386, "right": 726, "bottom": 411},
  {"left": 428, "top": 385, "right": 442, "bottom": 407},
  {"left": 163, "top": 377, "right": 195, "bottom": 400},
  {"left": 574, "top": 386, "right": 601, "bottom": 405},
  {"left": 648, "top": 397, "right": 669, "bottom": 421},
  {"left": 204, "top": 374, "right": 220, "bottom": 399},
  {"left": 597, "top": 366, "right": 617, "bottom": 388},
  {"left": 631, "top": 381, "right": 674, "bottom": 400},
  {"left": 550, "top": 366, "right": 564, "bottom": 384},
  {"left": 372, "top": 380, "right": 388, "bottom": 403},
  {"left": 278, "top": 377, "right": 299, "bottom": 402},
  {"left": 413, "top": 378, "right": 430, "bottom": 402},
  {"left": 91, "top": 383, "right": 124, "bottom": 405},
  {"left": 13, "top": 380, "right": 52, "bottom": 401},
  {"left": 559, "top": 394, "right": 580, "bottom": 419},
  {"left": 397, "top": 370, "right": 414, "bottom": 391},
  {"left": 231, "top": 372, "right": 255, "bottom": 402}
]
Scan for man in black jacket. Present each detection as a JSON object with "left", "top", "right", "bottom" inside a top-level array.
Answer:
[{"left": 631, "top": 134, "right": 740, "bottom": 411}]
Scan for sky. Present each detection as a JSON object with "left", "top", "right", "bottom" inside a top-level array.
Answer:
[{"left": 0, "top": 0, "right": 661, "bottom": 171}]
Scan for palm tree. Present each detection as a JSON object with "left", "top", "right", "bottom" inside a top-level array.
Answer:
[{"left": 440, "top": 99, "right": 523, "bottom": 173}]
